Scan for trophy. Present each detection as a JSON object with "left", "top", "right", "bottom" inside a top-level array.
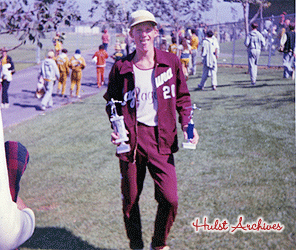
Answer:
[
  {"left": 107, "top": 98, "right": 131, "bottom": 154},
  {"left": 182, "top": 103, "right": 200, "bottom": 149}
]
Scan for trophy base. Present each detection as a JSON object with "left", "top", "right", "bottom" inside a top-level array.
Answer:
[
  {"left": 182, "top": 142, "right": 196, "bottom": 150},
  {"left": 117, "top": 143, "right": 131, "bottom": 154}
]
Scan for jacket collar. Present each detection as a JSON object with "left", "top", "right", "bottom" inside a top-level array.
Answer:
[{"left": 119, "top": 48, "right": 171, "bottom": 75}]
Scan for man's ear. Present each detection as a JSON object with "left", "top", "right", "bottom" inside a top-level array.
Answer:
[
  {"left": 155, "top": 27, "right": 159, "bottom": 35},
  {"left": 129, "top": 28, "right": 134, "bottom": 38},
  {"left": 153, "top": 26, "right": 159, "bottom": 38},
  {"left": 155, "top": 28, "right": 159, "bottom": 36}
]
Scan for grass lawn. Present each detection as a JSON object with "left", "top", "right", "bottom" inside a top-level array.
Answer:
[
  {"left": 3, "top": 65, "right": 295, "bottom": 249},
  {"left": 1, "top": 32, "right": 103, "bottom": 71},
  {"left": 1, "top": 32, "right": 285, "bottom": 72}
]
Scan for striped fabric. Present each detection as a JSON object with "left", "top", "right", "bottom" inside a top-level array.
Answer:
[{"left": 4, "top": 141, "right": 29, "bottom": 202}]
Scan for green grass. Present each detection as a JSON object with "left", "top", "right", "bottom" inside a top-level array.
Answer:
[
  {"left": 3, "top": 66, "right": 295, "bottom": 249},
  {"left": 1, "top": 32, "right": 103, "bottom": 71},
  {"left": 2, "top": 32, "right": 285, "bottom": 72}
]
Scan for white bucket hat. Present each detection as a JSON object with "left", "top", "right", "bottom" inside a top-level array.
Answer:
[
  {"left": 129, "top": 10, "right": 157, "bottom": 28},
  {"left": 47, "top": 51, "right": 55, "bottom": 58}
]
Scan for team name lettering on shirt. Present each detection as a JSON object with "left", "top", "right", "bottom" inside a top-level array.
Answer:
[
  {"left": 123, "top": 89, "right": 136, "bottom": 108},
  {"left": 155, "top": 68, "right": 173, "bottom": 88},
  {"left": 122, "top": 68, "right": 175, "bottom": 109}
]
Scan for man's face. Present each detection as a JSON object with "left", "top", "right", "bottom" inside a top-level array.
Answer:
[{"left": 130, "top": 22, "right": 158, "bottom": 53}]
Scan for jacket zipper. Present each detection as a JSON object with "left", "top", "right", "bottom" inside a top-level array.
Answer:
[{"left": 132, "top": 71, "right": 138, "bottom": 164}]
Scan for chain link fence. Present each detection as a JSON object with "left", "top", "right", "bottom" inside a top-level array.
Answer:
[{"left": 206, "top": 13, "right": 295, "bottom": 67}]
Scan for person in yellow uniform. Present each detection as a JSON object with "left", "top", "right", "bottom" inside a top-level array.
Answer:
[
  {"left": 53, "top": 32, "right": 63, "bottom": 57},
  {"left": 168, "top": 37, "right": 178, "bottom": 55},
  {"left": 69, "top": 49, "right": 86, "bottom": 98},
  {"left": 190, "top": 29, "right": 199, "bottom": 75},
  {"left": 56, "top": 48, "right": 70, "bottom": 97}
]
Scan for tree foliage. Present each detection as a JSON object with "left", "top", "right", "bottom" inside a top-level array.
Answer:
[
  {"left": 132, "top": 0, "right": 212, "bottom": 28},
  {"left": 90, "top": 0, "right": 213, "bottom": 31},
  {"left": 89, "top": 0, "right": 129, "bottom": 29},
  {"left": 227, "top": 0, "right": 271, "bottom": 35},
  {"left": 0, "top": 0, "right": 81, "bottom": 50}
]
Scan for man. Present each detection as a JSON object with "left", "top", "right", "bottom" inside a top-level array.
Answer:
[
  {"left": 197, "top": 30, "right": 219, "bottom": 91},
  {"left": 1, "top": 48, "right": 15, "bottom": 70},
  {"left": 92, "top": 45, "right": 109, "bottom": 87},
  {"left": 102, "top": 29, "right": 110, "bottom": 51},
  {"left": 168, "top": 37, "right": 177, "bottom": 55},
  {"left": 244, "top": 22, "right": 266, "bottom": 85},
  {"left": 1, "top": 49, "right": 15, "bottom": 109},
  {"left": 279, "top": 23, "right": 295, "bottom": 79},
  {"left": 0, "top": 110, "right": 35, "bottom": 249},
  {"left": 190, "top": 29, "right": 199, "bottom": 75},
  {"left": 104, "top": 10, "right": 199, "bottom": 250},
  {"left": 56, "top": 48, "right": 70, "bottom": 97},
  {"left": 53, "top": 32, "right": 63, "bottom": 57},
  {"left": 40, "top": 50, "right": 60, "bottom": 111},
  {"left": 69, "top": 49, "right": 86, "bottom": 98}
]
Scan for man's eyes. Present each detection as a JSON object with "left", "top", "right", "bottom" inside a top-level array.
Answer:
[{"left": 136, "top": 28, "right": 153, "bottom": 33}]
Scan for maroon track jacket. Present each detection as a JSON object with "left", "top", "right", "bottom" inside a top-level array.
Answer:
[{"left": 104, "top": 48, "right": 193, "bottom": 162}]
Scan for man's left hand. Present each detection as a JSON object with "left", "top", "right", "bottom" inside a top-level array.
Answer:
[{"left": 183, "top": 128, "right": 199, "bottom": 145}]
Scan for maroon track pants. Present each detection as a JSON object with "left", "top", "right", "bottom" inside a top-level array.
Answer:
[{"left": 120, "top": 123, "right": 178, "bottom": 249}]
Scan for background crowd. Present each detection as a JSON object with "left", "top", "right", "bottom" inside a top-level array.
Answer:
[{"left": 1, "top": 11, "right": 294, "bottom": 111}]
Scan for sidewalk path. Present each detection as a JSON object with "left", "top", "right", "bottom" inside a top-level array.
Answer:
[{"left": 1, "top": 50, "right": 114, "bottom": 128}]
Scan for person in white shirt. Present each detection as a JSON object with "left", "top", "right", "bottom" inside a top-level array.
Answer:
[
  {"left": 1, "top": 54, "right": 15, "bottom": 109},
  {"left": 0, "top": 110, "right": 35, "bottom": 249},
  {"left": 244, "top": 22, "right": 266, "bottom": 85},
  {"left": 39, "top": 50, "right": 60, "bottom": 111},
  {"left": 197, "top": 30, "right": 220, "bottom": 90},
  {"left": 105, "top": 10, "right": 199, "bottom": 250}
]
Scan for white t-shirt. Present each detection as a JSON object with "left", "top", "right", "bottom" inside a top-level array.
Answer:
[
  {"left": 178, "top": 44, "right": 191, "bottom": 58},
  {"left": 0, "top": 111, "right": 35, "bottom": 250},
  {"left": 133, "top": 64, "right": 158, "bottom": 126},
  {"left": 1, "top": 63, "right": 13, "bottom": 82}
]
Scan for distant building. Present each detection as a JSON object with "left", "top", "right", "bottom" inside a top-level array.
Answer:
[{"left": 75, "top": 25, "right": 101, "bottom": 34}]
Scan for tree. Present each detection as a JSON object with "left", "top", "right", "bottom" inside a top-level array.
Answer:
[
  {"left": 89, "top": 0, "right": 129, "bottom": 30},
  {"left": 249, "top": 0, "right": 294, "bottom": 18},
  {"left": 89, "top": 0, "right": 134, "bottom": 53},
  {"left": 132, "top": 0, "right": 212, "bottom": 28},
  {"left": 226, "top": 0, "right": 270, "bottom": 35},
  {"left": 0, "top": 0, "right": 81, "bottom": 51},
  {"left": 89, "top": 0, "right": 213, "bottom": 49}
]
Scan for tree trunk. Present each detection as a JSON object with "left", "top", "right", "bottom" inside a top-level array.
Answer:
[
  {"left": 260, "top": 4, "right": 263, "bottom": 32},
  {"left": 250, "top": 3, "right": 263, "bottom": 29},
  {"left": 243, "top": 2, "right": 249, "bottom": 36}
]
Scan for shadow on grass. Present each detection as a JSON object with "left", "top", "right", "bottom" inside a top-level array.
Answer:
[
  {"left": 218, "top": 80, "right": 294, "bottom": 89},
  {"left": 14, "top": 103, "right": 44, "bottom": 111},
  {"left": 22, "top": 89, "right": 36, "bottom": 95},
  {"left": 82, "top": 82, "right": 98, "bottom": 88},
  {"left": 21, "top": 227, "right": 114, "bottom": 250}
]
